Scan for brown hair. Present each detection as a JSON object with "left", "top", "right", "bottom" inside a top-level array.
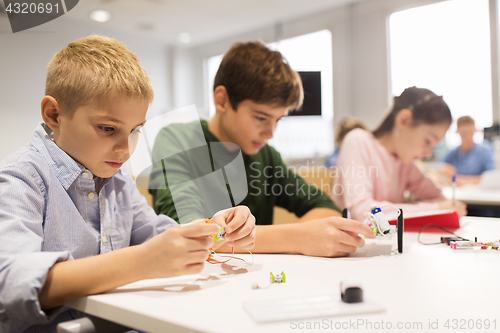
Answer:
[
  {"left": 335, "top": 118, "right": 367, "bottom": 144},
  {"left": 373, "top": 86, "right": 452, "bottom": 138},
  {"left": 457, "top": 115, "right": 475, "bottom": 128},
  {"left": 45, "top": 35, "right": 154, "bottom": 117},
  {"left": 214, "top": 41, "right": 303, "bottom": 110}
]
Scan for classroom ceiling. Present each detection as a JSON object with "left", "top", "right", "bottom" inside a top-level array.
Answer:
[{"left": 65, "top": 0, "right": 363, "bottom": 47}]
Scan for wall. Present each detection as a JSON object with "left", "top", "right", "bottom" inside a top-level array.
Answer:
[
  {"left": 0, "top": 16, "right": 171, "bottom": 160},
  {"left": 171, "top": 0, "right": 500, "bottom": 135},
  {"left": 2, "top": 0, "right": 499, "bottom": 160}
]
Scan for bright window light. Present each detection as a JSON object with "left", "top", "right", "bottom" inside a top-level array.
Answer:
[{"left": 389, "top": 0, "right": 493, "bottom": 149}]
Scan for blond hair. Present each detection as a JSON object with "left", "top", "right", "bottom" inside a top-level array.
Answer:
[
  {"left": 335, "top": 118, "right": 367, "bottom": 144},
  {"left": 45, "top": 35, "right": 154, "bottom": 116}
]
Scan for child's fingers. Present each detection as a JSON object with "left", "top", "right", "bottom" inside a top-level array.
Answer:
[
  {"left": 184, "top": 250, "right": 211, "bottom": 265},
  {"left": 223, "top": 206, "right": 253, "bottom": 234},
  {"left": 335, "top": 243, "right": 358, "bottom": 254},
  {"left": 183, "top": 262, "right": 205, "bottom": 275},
  {"left": 224, "top": 216, "right": 255, "bottom": 242},
  {"left": 226, "top": 226, "right": 257, "bottom": 248},
  {"left": 334, "top": 218, "right": 376, "bottom": 239},
  {"left": 181, "top": 223, "right": 220, "bottom": 238},
  {"left": 185, "top": 237, "right": 214, "bottom": 252},
  {"left": 338, "top": 230, "right": 365, "bottom": 248}
]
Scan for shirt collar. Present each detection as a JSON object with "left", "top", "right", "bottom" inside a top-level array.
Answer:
[
  {"left": 31, "top": 123, "right": 87, "bottom": 190},
  {"left": 201, "top": 119, "right": 254, "bottom": 160}
]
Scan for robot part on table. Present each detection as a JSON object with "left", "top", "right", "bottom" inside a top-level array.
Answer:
[
  {"left": 365, "top": 204, "right": 401, "bottom": 238},
  {"left": 204, "top": 218, "right": 226, "bottom": 241},
  {"left": 361, "top": 205, "right": 404, "bottom": 254},
  {"left": 270, "top": 271, "right": 286, "bottom": 283},
  {"left": 251, "top": 271, "right": 286, "bottom": 290}
]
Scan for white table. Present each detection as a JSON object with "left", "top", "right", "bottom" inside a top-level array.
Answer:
[
  {"left": 442, "top": 185, "right": 500, "bottom": 206},
  {"left": 442, "top": 185, "right": 500, "bottom": 216},
  {"left": 68, "top": 217, "right": 500, "bottom": 333}
]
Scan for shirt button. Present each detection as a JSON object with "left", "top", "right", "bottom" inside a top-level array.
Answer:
[
  {"left": 82, "top": 172, "right": 89, "bottom": 178},
  {"left": 102, "top": 235, "right": 107, "bottom": 243},
  {"left": 88, "top": 193, "right": 95, "bottom": 199}
]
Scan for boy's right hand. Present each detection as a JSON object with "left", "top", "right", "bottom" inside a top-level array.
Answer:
[
  {"left": 296, "top": 217, "right": 376, "bottom": 257},
  {"left": 139, "top": 223, "right": 220, "bottom": 279}
]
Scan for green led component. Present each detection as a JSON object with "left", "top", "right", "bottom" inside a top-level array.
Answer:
[
  {"left": 213, "top": 226, "right": 225, "bottom": 242},
  {"left": 369, "top": 223, "right": 378, "bottom": 236},
  {"left": 270, "top": 271, "right": 286, "bottom": 283}
]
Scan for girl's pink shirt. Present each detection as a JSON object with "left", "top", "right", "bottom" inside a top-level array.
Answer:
[{"left": 331, "top": 129, "right": 444, "bottom": 221}]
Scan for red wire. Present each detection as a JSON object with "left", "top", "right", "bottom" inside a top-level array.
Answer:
[{"left": 207, "top": 247, "right": 254, "bottom": 265}]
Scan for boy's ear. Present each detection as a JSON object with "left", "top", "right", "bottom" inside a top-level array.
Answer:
[
  {"left": 41, "top": 96, "right": 62, "bottom": 131},
  {"left": 395, "top": 109, "right": 413, "bottom": 128},
  {"left": 213, "top": 86, "right": 231, "bottom": 114}
]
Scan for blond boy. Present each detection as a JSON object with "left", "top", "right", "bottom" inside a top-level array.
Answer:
[{"left": 0, "top": 36, "right": 255, "bottom": 332}]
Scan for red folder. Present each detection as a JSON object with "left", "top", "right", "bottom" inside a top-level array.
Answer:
[{"left": 388, "top": 209, "right": 460, "bottom": 233}]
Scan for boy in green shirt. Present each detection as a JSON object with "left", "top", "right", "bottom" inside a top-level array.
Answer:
[{"left": 150, "top": 41, "right": 374, "bottom": 257}]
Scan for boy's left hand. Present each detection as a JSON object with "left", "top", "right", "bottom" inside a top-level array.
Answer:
[{"left": 211, "top": 206, "right": 256, "bottom": 250}]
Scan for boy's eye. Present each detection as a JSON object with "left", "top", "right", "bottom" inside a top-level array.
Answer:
[
  {"left": 256, "top": 117, "right": 266, "bottom": 122},
  {"left": 99, "top": 126, "right": 115, "bottom": 133},
  {"left": 131, "top": 127, "right": 142, "bottom": 135}
]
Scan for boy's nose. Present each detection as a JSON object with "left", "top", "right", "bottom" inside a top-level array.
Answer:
[
  {"left": 262, "top": 130, "right": 273, "bottom": 140},
  {"left": 262, "top": 123, "right": 275, "bottom": 140},
  {"left": 114, "top": 136, "right": 129, "bottom": 154}
]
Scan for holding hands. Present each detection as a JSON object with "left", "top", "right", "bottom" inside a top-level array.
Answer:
[
  {"left": 210, "top": 205, "right": 256, "bottom": 250},
  {"left": 140, "top": 206, "right": 256, "bottom": 279}
]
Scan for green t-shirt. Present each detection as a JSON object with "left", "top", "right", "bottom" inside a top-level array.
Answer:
[{"left": 149, "top": 119, "right": 339, "bottom": 224}]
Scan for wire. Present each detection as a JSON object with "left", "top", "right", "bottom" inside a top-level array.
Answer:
[
  {"left": 207, "top": 247, "right": 234, "bottom": 264},
  {"left": 379, "top": 204, "right": 401, "bottom": 220},
  {"left": 203, "top": 218, "right": 254, "bottom": 265},
  {"left": 417, "top": 224, "right": 468, "bottom": 245},
  {"left": 218, "top": 250, "right": 254, "bottom": 265},
  {"left": 207, "top": 248, "right": 254, "bottom": 265}
]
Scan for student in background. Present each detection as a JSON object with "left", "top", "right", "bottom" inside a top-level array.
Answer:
[
  {"left": 331, "top": 87, "right": 467, "bottom": 222},
  {"left": 437, "top": 116, "right": 496, "bottom": 186},
  {"left": 150, "top": 41, "right": 375, "bottom": 258},
  {"left": 0, "top": 36, "right": 255, "bottom": 332},
  {"left": 326, "top": 118, "right": 367, "bottom": 168}
]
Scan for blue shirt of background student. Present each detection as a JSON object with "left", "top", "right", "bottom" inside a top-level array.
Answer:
[
  {"left": 325, "top": 147, "right": 340, "bottom": 168},
  {"left": 440, "top": 142, "right": 496, "bottom": 175}
]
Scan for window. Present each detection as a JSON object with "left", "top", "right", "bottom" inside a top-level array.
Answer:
[
  {"left": 389, "top": 0, "right": 493, "bottom": 149},
  {"left": 204, "top": 30, "right": 334, "bottom": 159}
]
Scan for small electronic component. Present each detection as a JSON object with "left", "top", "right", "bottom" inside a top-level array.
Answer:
[
  {"left": 369, "top": 206, "right": 391, "bottom": 235},
  {"left": 450, "top": 240, "right": 500, "bottom": 250},
  {"left": 205, "top": 219, "right": 226, "bottom": 242},
  {"left": 440, "top": 236, "right": 467, "bottom": 245},
  {"left": 362, "top": 205, "right": 403, "bottom": 253},
  {"left": 270, "top": 271, "right": 286, "bottom": 283},
  {"left": 204, "top": 218, "right": 225, "bottom": 262},
  {"left": 213, "top": 226, "right": 226, "bottom": 242}
]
